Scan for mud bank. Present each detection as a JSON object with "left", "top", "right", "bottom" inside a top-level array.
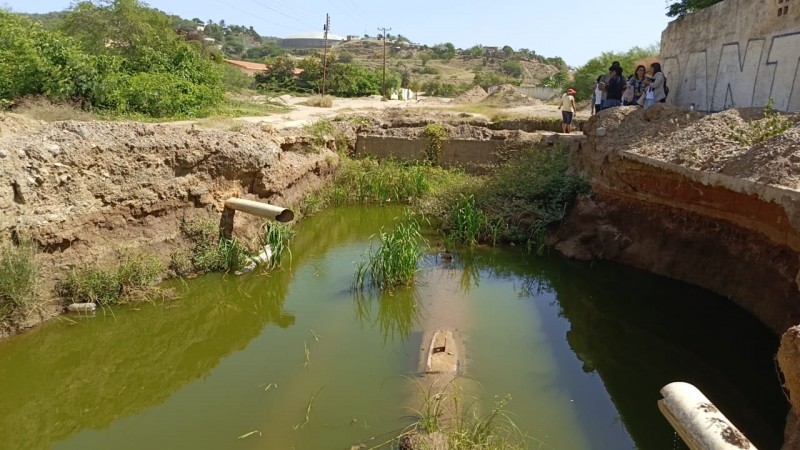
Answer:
[
  {"left": 0, "top": 114, "right": 338, "bottom": 337},
  {"left": 552, "top": 104, "right": 800, "bottom": 447}
]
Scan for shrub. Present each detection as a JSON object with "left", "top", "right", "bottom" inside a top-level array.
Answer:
[
  {"left": 421, "top": 123, "right": 450, "bottom": 165},
  {"left": 726, "top": 98, "right": 794, "bottom": 146},
  {"left": 0, "top": 240, "right": 38, "bottom": 318},
  {"left": 301, "top": 95, "right": 333, "bottom": 108},
  {"left": 180, "top": 218, "right": 251, "bottom": 273},
  {"left": 220, "top": 64, "right": 254, "bottom": 91}
]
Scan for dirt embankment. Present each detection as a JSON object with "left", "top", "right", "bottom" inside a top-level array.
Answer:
[
  {"left": 0, "top": 114, "right": 338, "bottom": 337},
  {"left": 551, "top": 103, "right": 800, "bottom": 448}
]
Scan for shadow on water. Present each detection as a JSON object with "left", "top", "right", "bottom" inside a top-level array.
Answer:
[
  {"left": 0, "top": 206, "right": 407, "bottom": 450},
  {"left": 452, "top": 248, "right": 787, "bottom": 450},
  {"left": 0, "top": 206, "right": 787, "bottom": 450}
]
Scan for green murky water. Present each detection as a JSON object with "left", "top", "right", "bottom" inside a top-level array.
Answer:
[{"left": 0, "top": 206, "right": 786, "bottom": 449}]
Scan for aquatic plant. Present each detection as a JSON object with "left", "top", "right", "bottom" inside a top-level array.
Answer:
[
  {"left": 258, "top": 222, "right": 294, "bottom": 270},
  {"left": 448, "top": 194, "right": 486, "bottom": 247},
  {"left": 0, "top": 239, "right": 38, "bottom": 318},
  {"left": 353, "top": 220, "right": 422, "bottom": 290},
  {"left": 397, "top": 379, "right": 528, "bottom": 450}
]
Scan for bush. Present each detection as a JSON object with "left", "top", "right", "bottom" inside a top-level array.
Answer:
[
  {"left": 180, "top": 219, "right": 251, "bottom": 273},
  {"left": 421, "top": 123, "right": 450, "bottom": 165},
  {"left": 220, "top": 64, "right": 254, "bottom": 91},
  {"left": 726, "top": 98, "right": 794, "bottom": 146},
  {"left": 0, "top": 240, "right": 38, "bottom": 318},
  {"left": 0, "top": 9, "right": 224, "bottom": 118}
]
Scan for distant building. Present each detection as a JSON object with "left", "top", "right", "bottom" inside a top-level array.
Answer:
[
  {"left": 224, "top": 59, "right": 268, "bottom": 76},
  {"left": 279, "top": 31, "right": 344, "bottom": 50}
]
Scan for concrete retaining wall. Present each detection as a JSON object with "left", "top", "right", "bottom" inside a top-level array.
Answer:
[
  {"left": 661, "top": 0, "right": 800, "bottom": 112},
  {"left": 354, "top": 136, "right": 506, "bottom": 170}
]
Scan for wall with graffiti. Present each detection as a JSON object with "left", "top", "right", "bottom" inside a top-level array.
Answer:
[{"left": 661, "top": 0, "right": 800, "bottom": 112}]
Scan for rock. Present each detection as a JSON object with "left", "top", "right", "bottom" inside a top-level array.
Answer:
[{"left": 596, "top": 127, "right": 607, "bottom": 137}]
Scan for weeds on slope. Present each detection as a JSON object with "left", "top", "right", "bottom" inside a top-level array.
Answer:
[{"left": 0, "top": 239, "right": 38, "bottom": 318}]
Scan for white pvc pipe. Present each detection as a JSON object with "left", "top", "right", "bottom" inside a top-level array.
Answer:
[
  {"left": 658, "top": 382, "right": 756, "bottom": 450},
  {"left": 224, "top": 198, "right": 294, "bottom": 222},
  {"left": 67, "top": 303, "right": 96, "bottom": 313}
]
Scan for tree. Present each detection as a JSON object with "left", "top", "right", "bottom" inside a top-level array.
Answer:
[
  {"left": 666, "top": 0, "right": 723, "bottom": 17},
  {"left": 501, "top": 45, "right": 514, "bottom": 58},
  {"left": 500, "top": 60, "right": 523, "bottom": 78},
  {"left": 432, "top": 42, "right": 455, "bottom": 60}
]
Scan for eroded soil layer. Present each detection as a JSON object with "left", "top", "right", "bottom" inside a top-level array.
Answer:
[{"left": 0, "top": 115, "right": 338, "bottom": 337}]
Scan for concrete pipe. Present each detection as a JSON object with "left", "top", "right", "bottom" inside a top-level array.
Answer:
[
  {"left": 224, "top": 198, "right": 294, "bottom": 222},
  {"left": 657, "top": 382, "right": 755, "bottom": 450}
]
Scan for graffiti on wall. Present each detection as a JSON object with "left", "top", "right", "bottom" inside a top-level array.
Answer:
[{"left": 663, "top": 31, "right": 800, "bottom": 112}]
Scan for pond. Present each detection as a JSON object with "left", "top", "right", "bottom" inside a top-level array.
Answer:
[{"left": 0, "top": 206, "right": 787, "bottom": 449}]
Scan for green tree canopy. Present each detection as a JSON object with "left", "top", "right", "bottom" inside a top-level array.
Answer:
[
  {"left": 666, "top": 0, "right": 724, "bottom": 17},
  {"left": 571, "top": 44, "right": 659, "bottom": 101}
]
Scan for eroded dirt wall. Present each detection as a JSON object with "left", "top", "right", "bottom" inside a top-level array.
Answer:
[{"left": 0, "top": 115, "right": 338, "bottom": 336}]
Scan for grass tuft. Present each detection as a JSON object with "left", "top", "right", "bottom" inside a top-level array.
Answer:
[
  {"left": 258, "top": 222, "right": 294, "bottom": 270},
  {"left": 176, "top": 218, "right": 251, "bottom": 274},
  {"left": 56, "top": 253, "right": 164, "bottom": 305},
  {"left": 0, "top": 240, "right": 38, "bottom": 318}
]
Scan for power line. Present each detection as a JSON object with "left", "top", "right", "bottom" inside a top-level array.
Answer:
[
  {"left": 378, "top": 26, "right": 391, "bottom": 98},
  {"left": 214, "top": 0, "right": 305, "bottom": 34},
  {"left": 243, "top": 0, "right": 318, "bottom": 30}
]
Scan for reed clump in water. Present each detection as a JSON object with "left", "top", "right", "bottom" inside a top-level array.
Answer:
[{"left": 353, "top": 220, "right": 422, "bottom": 290}]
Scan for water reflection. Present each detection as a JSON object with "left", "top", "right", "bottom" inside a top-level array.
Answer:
[
  {"left": 0, "top": 205, "right": 408, "bottom": 450},
  {"left": 438, "top": 250, "right": 787, "bottom": 449},
  {"left": 353, "top": 289, "right": 421, "bottom": 344}
]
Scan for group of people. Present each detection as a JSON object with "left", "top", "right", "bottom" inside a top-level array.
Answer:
[
  {"left": 557, "top": 60, "right": 668, "bottom": 133},
  {"left": 591, "top": 61, "right": 667, "bottom": 113}
]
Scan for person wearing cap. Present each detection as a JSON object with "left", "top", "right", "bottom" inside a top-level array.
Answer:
[{"left": 558, "top": 88, "right": 577, "bottom": 133}]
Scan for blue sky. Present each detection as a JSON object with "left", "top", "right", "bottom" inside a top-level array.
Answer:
[{"left": 2, "top": 0, "right": 675, "bottom": 67}]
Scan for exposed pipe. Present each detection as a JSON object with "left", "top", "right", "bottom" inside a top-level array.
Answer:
[
  {"left": 658, "top": 382, "right": 755, "bottom": 450},
  {"left": 223, "top": 198, "right": 294, "bottom": 222}
]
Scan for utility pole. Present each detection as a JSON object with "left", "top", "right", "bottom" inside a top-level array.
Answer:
[
  {"left": 322, "top": 14, "right": 330, "bottom": 97},
  {"left": 378, "top": 26, "right": 391, "bottom": 99}
]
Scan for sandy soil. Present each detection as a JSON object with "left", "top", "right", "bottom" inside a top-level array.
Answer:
[{"left": 220, "top": 92, "right": 588, "bottom": 130}]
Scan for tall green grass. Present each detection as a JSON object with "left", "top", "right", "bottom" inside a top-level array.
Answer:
[
  {"left": 56, "top": 253, "right": 164, "bottom": 305},
  {"left": 326, "top": 157, "right": 468, "bottom": 206},
  {"left": 0, "top": 240, "right": 38, "bottom": 318},
  {"left": 353, "top": 220, "right": 422, "bottom": 290},
  {"left": 422, "top": 143, "right": 590, "bottom": 250},
  {"left": 176, "top": 218, "right": 250, "bottom": 274},
  {"left": 400, "top": 380, "right": 528, "bottom": 450},
  {"left": 258, "top": 222, "right": 294, "bottom": 270}
]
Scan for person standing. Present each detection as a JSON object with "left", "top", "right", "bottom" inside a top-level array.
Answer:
[
  {"left": 628, "top": 65, "right": 648, "bottom": 106},
  {"left": 640, "top": 62, "right": 667, "bottom": 109},
  {"left": 558, "top": 88, "right": 577, "bottom": 133},
  {"left": 604, "top": 66, "right": 624, "bottom": 109},
  {"left": 593, "top": 76, "right": 603, "bottom": 113}
]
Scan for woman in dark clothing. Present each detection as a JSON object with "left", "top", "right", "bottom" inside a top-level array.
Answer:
[{"left": 604, "top": 66, "right": 624, "bottom": 109}]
